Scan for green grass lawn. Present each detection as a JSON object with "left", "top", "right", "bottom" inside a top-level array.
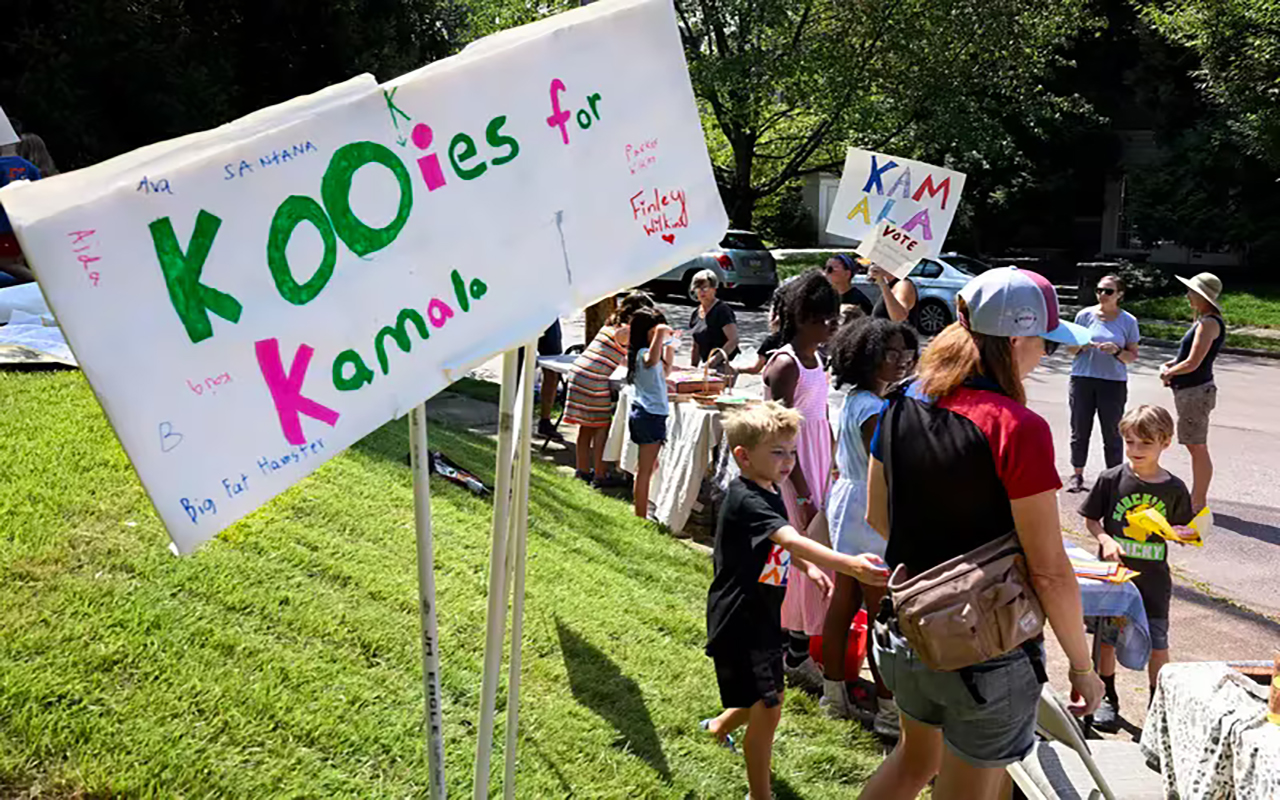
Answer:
[
  {"left": 1140, "top": 321, "right": 1280, "bottom": 353},
  {"left": 1127, "top": 285, "right": 1280, "bottom": 329},
  {"left": 0, "top": 371, "right": 883, "bottom": 798}
]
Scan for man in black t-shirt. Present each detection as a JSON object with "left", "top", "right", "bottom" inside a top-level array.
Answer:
[
  {"left": 1078, "top": 404, "right": 1192, "bottom": 731},
  {"left": 702, "top": 402, "right": 888, "bottom": 800}
]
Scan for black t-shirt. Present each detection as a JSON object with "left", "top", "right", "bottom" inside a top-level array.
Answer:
[
  {"left": 689, "top": 300, "right": 738, "bottom": 364},
  {"left": 706, "top": 477, "right": 792, "bottom": 655},
  {"left": 1078, "top": 464, "right": 1193, "bottom": 570},
  {"left": 757, "top": 330, "right": 784, "bottom": 360},
  {"left": 872, "top": 278, "right": 920, "bottom": 329},
  {"left": 841, "top": 287, "right": 873, "bottom": 315}
]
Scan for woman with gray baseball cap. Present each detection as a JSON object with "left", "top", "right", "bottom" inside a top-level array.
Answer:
[
  {"left": 1159, "top": 272, "right": 1225, "bottom": 512},
  {"left": 858, "top": 267, "right": 1102, "bottom": 800}
]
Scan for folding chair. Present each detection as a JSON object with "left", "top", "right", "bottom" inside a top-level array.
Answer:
[{"left": 1007, "top": 685, "right": 1162, "bottom": 800}]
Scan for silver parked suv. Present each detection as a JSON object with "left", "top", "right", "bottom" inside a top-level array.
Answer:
[{"left": 644, "top": 230, "right": 778, "bottom": 308}]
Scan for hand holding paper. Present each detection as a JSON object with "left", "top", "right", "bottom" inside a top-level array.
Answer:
[{"left": 1124, "top": 505, "right": 1211, "bottom": 547}]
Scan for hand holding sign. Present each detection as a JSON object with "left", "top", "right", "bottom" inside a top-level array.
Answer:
[{"left": 855, "top": 223, "right": 924, "bottom": 280}]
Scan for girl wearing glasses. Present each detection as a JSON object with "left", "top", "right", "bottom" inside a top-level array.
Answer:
[
  {"left": 821, "top": 317, "right": 917, "bottom": 734},
  {"left": 1065, "top": 275, "right": 1140, "bottom": 493}
]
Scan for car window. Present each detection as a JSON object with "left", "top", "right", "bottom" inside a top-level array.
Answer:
[
  {"left": 720, "top": 232, "right": 767, "bottom": 251},
  {"left": 911, "top": 260, "right": 943, "bottom": 279}
]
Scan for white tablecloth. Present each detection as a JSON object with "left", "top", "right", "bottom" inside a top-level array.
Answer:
[
  {"left": 1141, "top": 661, "right": 1279, "bottom": 800},
  {"left": 604, "top": 385, "right": 724, "bottom": 533}
]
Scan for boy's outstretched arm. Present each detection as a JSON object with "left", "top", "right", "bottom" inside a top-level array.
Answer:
[{"left": 770, "top": 525, "right": 889, "bottom": 586}]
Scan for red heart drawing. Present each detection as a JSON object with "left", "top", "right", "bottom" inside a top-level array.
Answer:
[{"left": 661, "top": 234, "right": 676, "bottom": 245}]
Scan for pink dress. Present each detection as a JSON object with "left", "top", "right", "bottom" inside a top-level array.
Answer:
[{"left": 766, "top": 344, "right": 834, "bottom": 636}]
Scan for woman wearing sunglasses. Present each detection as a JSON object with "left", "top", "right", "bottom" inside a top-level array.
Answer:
[{"left": 1065, "top": 275, "right": 1140, "bottom": 493}]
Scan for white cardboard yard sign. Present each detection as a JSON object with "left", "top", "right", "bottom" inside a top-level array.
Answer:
[
  {"left": 826, "top": 148, "right": 966, "bottom": 273},
  {"left": 1, "top": 0, "right": 727, "bottom": 554}
]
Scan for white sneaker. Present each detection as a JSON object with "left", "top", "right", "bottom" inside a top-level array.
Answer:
[
  {"left": 873, "top": 697, "right": 900, "bottom": 738},
  {"left": 784, "top": 656, "right": 824, "bottom": 693},
  {"left": 820, "top": 678, "right": 856, "bottom": 720}
]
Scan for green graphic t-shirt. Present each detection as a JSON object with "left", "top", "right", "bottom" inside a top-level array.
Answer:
[{"left": 1078, "top": 464, "right": 1194, "bottom": 564}]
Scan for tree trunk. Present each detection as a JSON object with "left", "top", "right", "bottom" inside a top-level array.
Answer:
[
  {"left": 583, "top": 296, "right": 617, "bottom": 346},
  {"left": 727, "top": 135, "right": 756, "bottom": 229}
]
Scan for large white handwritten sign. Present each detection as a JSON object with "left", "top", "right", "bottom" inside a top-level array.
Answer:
[
  {"left": 0, "top": 0, "right": 727, "bottom": 553},
  {"left": 825, "top": 148, "right": 966, "bottom": 258}
]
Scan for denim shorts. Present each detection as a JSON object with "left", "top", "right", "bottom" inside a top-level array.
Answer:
[
  {"left": 873, "top": 625, "right": 1044, "bottom": 768},
  {"left": 628, "top": 406, "right": 667, "bottom": 445}
]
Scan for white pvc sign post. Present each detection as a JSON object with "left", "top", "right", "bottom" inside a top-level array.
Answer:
[
  {"left": 825, "top": 147, "right": 966, "bottom": 259},
  {"left": 1, "top": 0, "right": 727, "bottom": 556}
]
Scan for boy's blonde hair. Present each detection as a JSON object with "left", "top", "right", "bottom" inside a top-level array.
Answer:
[
  {"left": 723, "top": 401, "right": 803, "bottom": 451},
  {"left": 1119, "top": 404, "right": 1174, "bottom": 443}
]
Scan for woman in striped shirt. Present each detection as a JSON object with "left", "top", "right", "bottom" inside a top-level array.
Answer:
[{"left": 565, "top": 291, "right": 655, "bottom": 487}]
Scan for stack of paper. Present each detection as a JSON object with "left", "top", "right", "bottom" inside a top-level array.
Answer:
[{"left": 1070, "top": 558, "right": 1140, "bottom": 583}]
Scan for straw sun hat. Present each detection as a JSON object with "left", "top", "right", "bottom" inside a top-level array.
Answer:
[{"left": 1175, "top": 272, "right": 1224, "bottom": 312}]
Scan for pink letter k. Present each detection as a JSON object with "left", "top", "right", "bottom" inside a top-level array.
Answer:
[{"left": 255, "top": 338, "right": 340, "bottom": 445}]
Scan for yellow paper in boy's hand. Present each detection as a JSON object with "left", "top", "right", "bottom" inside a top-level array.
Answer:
[
  {"left": 1124, "top": 505, "right": 1209, "bottom": 547},
  {"left": 1123, "top": 507, "right": 1172, "bottom": 542}
]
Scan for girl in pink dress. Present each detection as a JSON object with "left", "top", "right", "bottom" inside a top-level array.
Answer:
[{"left": 761, "top": 270, "right": 840, "bottom": 689}]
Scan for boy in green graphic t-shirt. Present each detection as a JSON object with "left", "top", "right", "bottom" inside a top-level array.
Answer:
[{"left": 1079, "top": 404, "right": 1193, "bottom": 732}]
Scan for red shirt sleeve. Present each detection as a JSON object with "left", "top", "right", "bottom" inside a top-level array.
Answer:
[{"left": 993, "top": 407, "right": 1061, "bottom": 499}]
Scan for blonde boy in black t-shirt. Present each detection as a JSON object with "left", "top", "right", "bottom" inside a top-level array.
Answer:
[
  {"left": 1078, "top": 404, "right": 1192, "bottom": 732},
  {"left": 703, "top": 402, "right": 889, "bottom": 800}
]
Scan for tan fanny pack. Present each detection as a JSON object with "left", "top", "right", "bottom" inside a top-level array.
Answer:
[{"left": 886, "top": 531, "right": 1045, "bottom": 672}]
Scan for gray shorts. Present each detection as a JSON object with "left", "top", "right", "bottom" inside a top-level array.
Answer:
[
  {"left": 1173, "top": 382, "right": 1216, "bottom": 445},
  {"left": 873, "top": 625, "right": 1044, "bottom": 768}
]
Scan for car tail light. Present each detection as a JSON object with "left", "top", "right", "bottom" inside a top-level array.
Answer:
[{"left": 716, "top": 254, "right": 734, "bottom": 271}]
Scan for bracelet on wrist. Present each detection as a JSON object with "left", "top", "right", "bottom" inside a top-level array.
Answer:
[{"left": 1068, "top": 664, "right": 1094, "bottom": 676}]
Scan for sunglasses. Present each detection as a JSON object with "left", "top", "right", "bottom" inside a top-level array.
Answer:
[
  {"left": 1042, "top": 338, "right": 1060, "bottom": 356},
  {"left": 1096, "top": 287, "right": 1116, "bottom": 296}
]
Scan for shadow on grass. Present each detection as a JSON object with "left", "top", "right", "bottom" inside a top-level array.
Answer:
[{"left": 555, "top": 618, "right": 671, "bottom": 782}]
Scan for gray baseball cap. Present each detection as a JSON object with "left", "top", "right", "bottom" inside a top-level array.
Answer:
[{"left": 958, "top": 267, "right": 1091, "bottom": 346}]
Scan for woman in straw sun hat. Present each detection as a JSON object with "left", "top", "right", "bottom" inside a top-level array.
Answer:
[{"left": 1159, "top": 272, "right": 1225, "bottom": 512}]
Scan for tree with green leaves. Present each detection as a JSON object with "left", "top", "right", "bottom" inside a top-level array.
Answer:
[
  {"left": 1139, "top": 0, "right": 1280, "bottom": 166},
  {"left": 1, "top": 0, "right": 469, "bottom": 170},
  {"left": 674, "top": 0, "right": 1098, "bottom": 227}
]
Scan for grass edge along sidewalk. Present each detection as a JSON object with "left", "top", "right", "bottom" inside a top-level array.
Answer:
[{"left": 0, "top": 370, "right": 884, "bottom": 799}]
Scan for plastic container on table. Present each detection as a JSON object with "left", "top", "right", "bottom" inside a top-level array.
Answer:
[{"left": 808, "top": 608, "right": 869, "bottom": 677}]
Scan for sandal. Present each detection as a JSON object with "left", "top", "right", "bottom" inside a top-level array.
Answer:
[{"left": 699, "top": 718, "right": 737, "bottom": 753}]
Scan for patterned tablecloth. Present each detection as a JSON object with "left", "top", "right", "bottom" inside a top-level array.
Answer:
[{"left": 1140, "top": 661, "right": 1280, "bottom": 800}]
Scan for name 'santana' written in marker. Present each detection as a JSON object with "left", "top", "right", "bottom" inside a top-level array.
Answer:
[{"left": 224, "top": 141, "right": 319, "bottom": 180}]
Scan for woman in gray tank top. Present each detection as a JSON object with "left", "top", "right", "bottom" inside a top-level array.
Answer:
[{"left": 1159, "top": 273, "right": 1225, "bottom": 512}]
